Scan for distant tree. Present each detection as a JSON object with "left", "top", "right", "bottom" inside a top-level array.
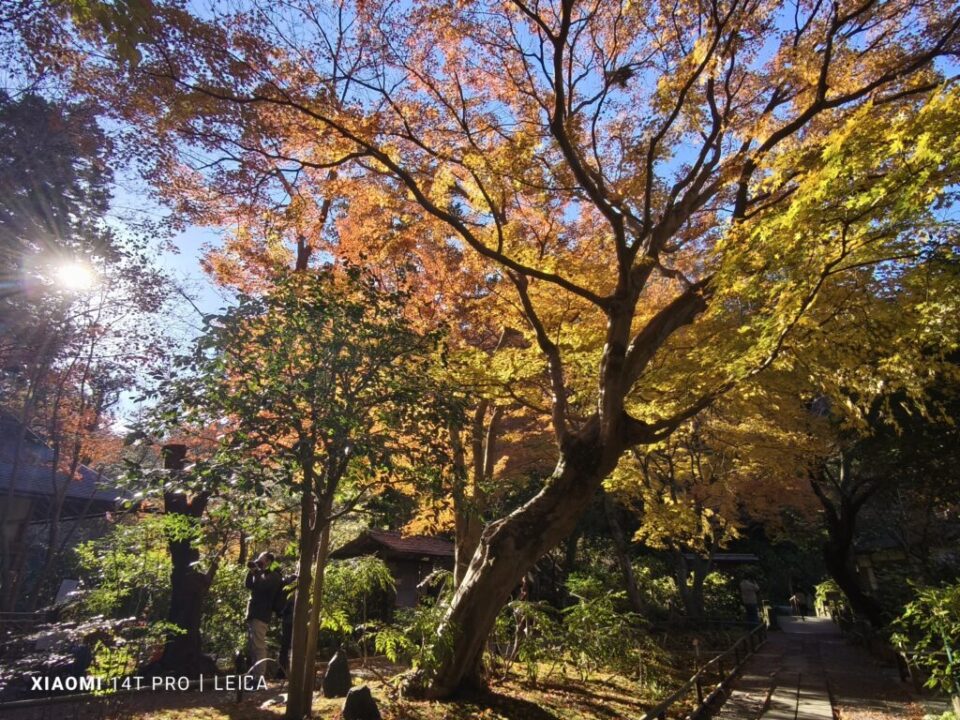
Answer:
[
  {"left": 0, "top": 90, "right": 173, "bottom": 613},
  {"left": 810, "top": 376, "right": 960, "bottom": 627},
  {"left": 158, "top": 267, "right": 451, "bottom": 718}
]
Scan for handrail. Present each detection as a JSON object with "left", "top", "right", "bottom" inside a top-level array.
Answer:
[{"left": 640, "top": 622, "right": 768, "bottom": 720}]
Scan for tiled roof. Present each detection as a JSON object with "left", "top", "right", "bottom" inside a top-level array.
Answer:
[
  {"left": 681, "top": 552, "right": 759, "bottom": 564},
  {"left": 331, "top": 529, "right": 454, "bottom": 560},
  {"left": 0, "top": 411, "right": 122, "bottom": 505}
]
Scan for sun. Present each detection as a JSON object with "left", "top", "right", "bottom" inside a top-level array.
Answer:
[{"left": 54, "top": 262, "right": 97, "bottom": 291}]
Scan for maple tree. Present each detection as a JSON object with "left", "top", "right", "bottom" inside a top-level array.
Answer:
[
  {"left": 606, "top": 367, "right": 829, "bottom": 618},
  {"left": 34, "top": 0, "right": 960, "bottom": 699}
]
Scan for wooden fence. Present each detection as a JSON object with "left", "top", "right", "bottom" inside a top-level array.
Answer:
[{"left": 640, "top": 622, "right": 768, "bottom": 720}]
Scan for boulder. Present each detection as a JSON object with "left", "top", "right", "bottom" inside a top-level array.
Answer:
[
  {"left": 342, "top": 685, "right": 382, "bottom": 720},
  {"left": 320, "top": 650, "right": 351, "bottom": 698}
]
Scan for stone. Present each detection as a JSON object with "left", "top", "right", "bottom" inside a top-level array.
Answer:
[
  {"left": 342, "top": 685, "right": 382, "bottom": 720},
  {"left": 321, "top": 650, "right": 351, "bottom": 698}
]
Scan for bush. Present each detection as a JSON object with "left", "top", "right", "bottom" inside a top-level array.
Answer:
[
  {"left": 891, "top": 583, "right": 960, "bottom": 695},
  {"left": 322, "top": 556, "right": 395, "bottom": 640},
  {"left": 370, "top": 569, "right": 451, "bottom": 673},
  {"left": 492, "top": 599, "right": 564, "bottom": 682},
  {"left": 563, "top": 573, "right": 644, "bottom": 679},
  {"left": 74, "top": 514, "right": 249, "bottom": 663},
  {"left": 202, "top": 562, "right": 247, "bottom": 662},
  {"left": 372, "top": 597, "right": 449, "bottom": 672},
  {"left": 702, "top": 571, "right": 741, "bottom": 617},
  {"left": 73, "top": 515, "right": 171, "bottom": 620}
]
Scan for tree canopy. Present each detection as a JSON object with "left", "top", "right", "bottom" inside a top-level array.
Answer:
[{"left": 16, "top": 0, "right": 960, "bottom": 699}]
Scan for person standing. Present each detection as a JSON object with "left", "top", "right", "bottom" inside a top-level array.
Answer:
[
  {"left": 790, "top": 590, "right": 809, "bottom": 621},
  {"left": 740, "top": 576, "right": 761, "bottom": 625},
  {"left": 245, "top": 551, "right": 282, "bottom": 677}
]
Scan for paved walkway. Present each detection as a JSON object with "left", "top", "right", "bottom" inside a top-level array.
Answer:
[{"left": 716, "top": 616, "right": 950, "bottom": 720}]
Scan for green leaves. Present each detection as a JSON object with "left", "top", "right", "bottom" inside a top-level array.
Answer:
[
  {"left": 147, "top": 264, "right": 457, "bottom": 539},
  {"left": 892, "top": 582, "right": 960, "bottom": 694}
]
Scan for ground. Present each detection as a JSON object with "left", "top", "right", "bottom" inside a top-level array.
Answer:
[
  {"left": 0, "top": 660, "right": 664, "bottom": 720},
  {"left": 5, "top": 620, "right": 950, "bottom": 720}
]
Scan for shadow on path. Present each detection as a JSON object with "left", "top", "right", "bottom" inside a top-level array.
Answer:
[{"left": 716, "top": 616, "right": 949, "bottom": 720}]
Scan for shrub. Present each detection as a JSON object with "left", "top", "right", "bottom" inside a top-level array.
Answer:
[
  {"left": 563, "top": 573, "right": 644, "bottom": 679},
  {"left": 891, "top": 583, "right": 960, "bottom": 696}
]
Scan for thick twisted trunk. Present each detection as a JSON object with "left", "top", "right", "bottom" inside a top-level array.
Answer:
[
  {"left": 142, "top": 445, "right": 217, "bottom": 678},
  {"left": 420, "top": 431, "right": 620, "bottom": 698},
  {"left": 810, "top": 471, "right": 885, "bottom": 627}
]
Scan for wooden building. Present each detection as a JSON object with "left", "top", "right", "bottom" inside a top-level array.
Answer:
[
  {"left": 0, "top": 411, "right": 121, "bottom": 610},
  {"left": 330, "top": 529, "right": 454, "bottom": 607}
]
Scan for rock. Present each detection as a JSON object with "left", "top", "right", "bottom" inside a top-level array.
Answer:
[
  {"left": 259, "top": 693, "right": 286, "bottom": 708},
  {"left": 342, "top": 685, "right": 382, "bottom": 720},
  {"left": 321, "top": 650, "right": 351, "bottom": 698}
]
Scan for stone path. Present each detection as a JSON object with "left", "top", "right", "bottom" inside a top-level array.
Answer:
[{"left": 715, "top": 616, "right": 950, "bottom": 720}]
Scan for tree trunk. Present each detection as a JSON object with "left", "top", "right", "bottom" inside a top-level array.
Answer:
[
  {"left": 822, "top": 502, "right": 885, "bottom": 627},
  {"left": 417, "top": 434, "right": 618, "bottom": 698},
  {"left": 689, "top": 556, "right": 710, "bottom": 620},
  {"left": 809, "top": 473, "right": 885, "bottom": 627},
  {"left": 298, "top": 506, "right": 331, "bottom": 718},
  {"left": 286, "top": 481, "right": 320, "bottom": 720},
  {"left": 454, "top": 506, "right": 483, "bottom": 590},
  {"left": 141, "top": 445, "right": 217, "bottom": 678},
  {"left": 449, "top": 422, "right": 482, "bottom": 589},
  {"left": 450, "top": 402, "right": 498, "bottom": 590},
  {"left": 238, "top": 530, "right": 248, "bottom": 566},
  {"left": 670, "top": 550, "right": 711, "bottom": 620},
  {"left": 602, "top": 492, "right": 645, "bottom": 615}
]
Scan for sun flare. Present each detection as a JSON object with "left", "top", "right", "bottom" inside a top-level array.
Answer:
[{"left": 54, "top": 262, "right": 97, "bottom": 291}]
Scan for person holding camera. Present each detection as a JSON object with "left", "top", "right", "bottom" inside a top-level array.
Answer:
[{"left": 245, "top": 551, "right": 281, "bottom": 677}]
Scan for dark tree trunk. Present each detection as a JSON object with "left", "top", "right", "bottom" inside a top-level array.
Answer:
[
  {"left": 562, "top": 528, "right": 580, "bottom": 577},
  {"left": 238, "top": 530, "right": 248, "bottom": 566},
  {"left": 299, "top": 496, "right": 332, "bottom": 719},
  {"left": 602, "top": 492, "right": 645, "bottom": 615},
  {"left": 689, "top": 555, "right": 710, "bottom": 620},
  {"left": 141, "top": 444, "right": 217, "bottom": 678},
  {"left": 810, "top": 473, "right": 885, "bottom": 627},
  {"left": 821, "top": 499, "right": 885, "bottom": 627},
  {"left": 413, "top": 429, "right": 621, "bottom": 698},
  {"left": 671, "top": 550, "right": 710, "bottom": 620},
  {"left": 286, "top": 477, "right": 320, "bottom": 720}
]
